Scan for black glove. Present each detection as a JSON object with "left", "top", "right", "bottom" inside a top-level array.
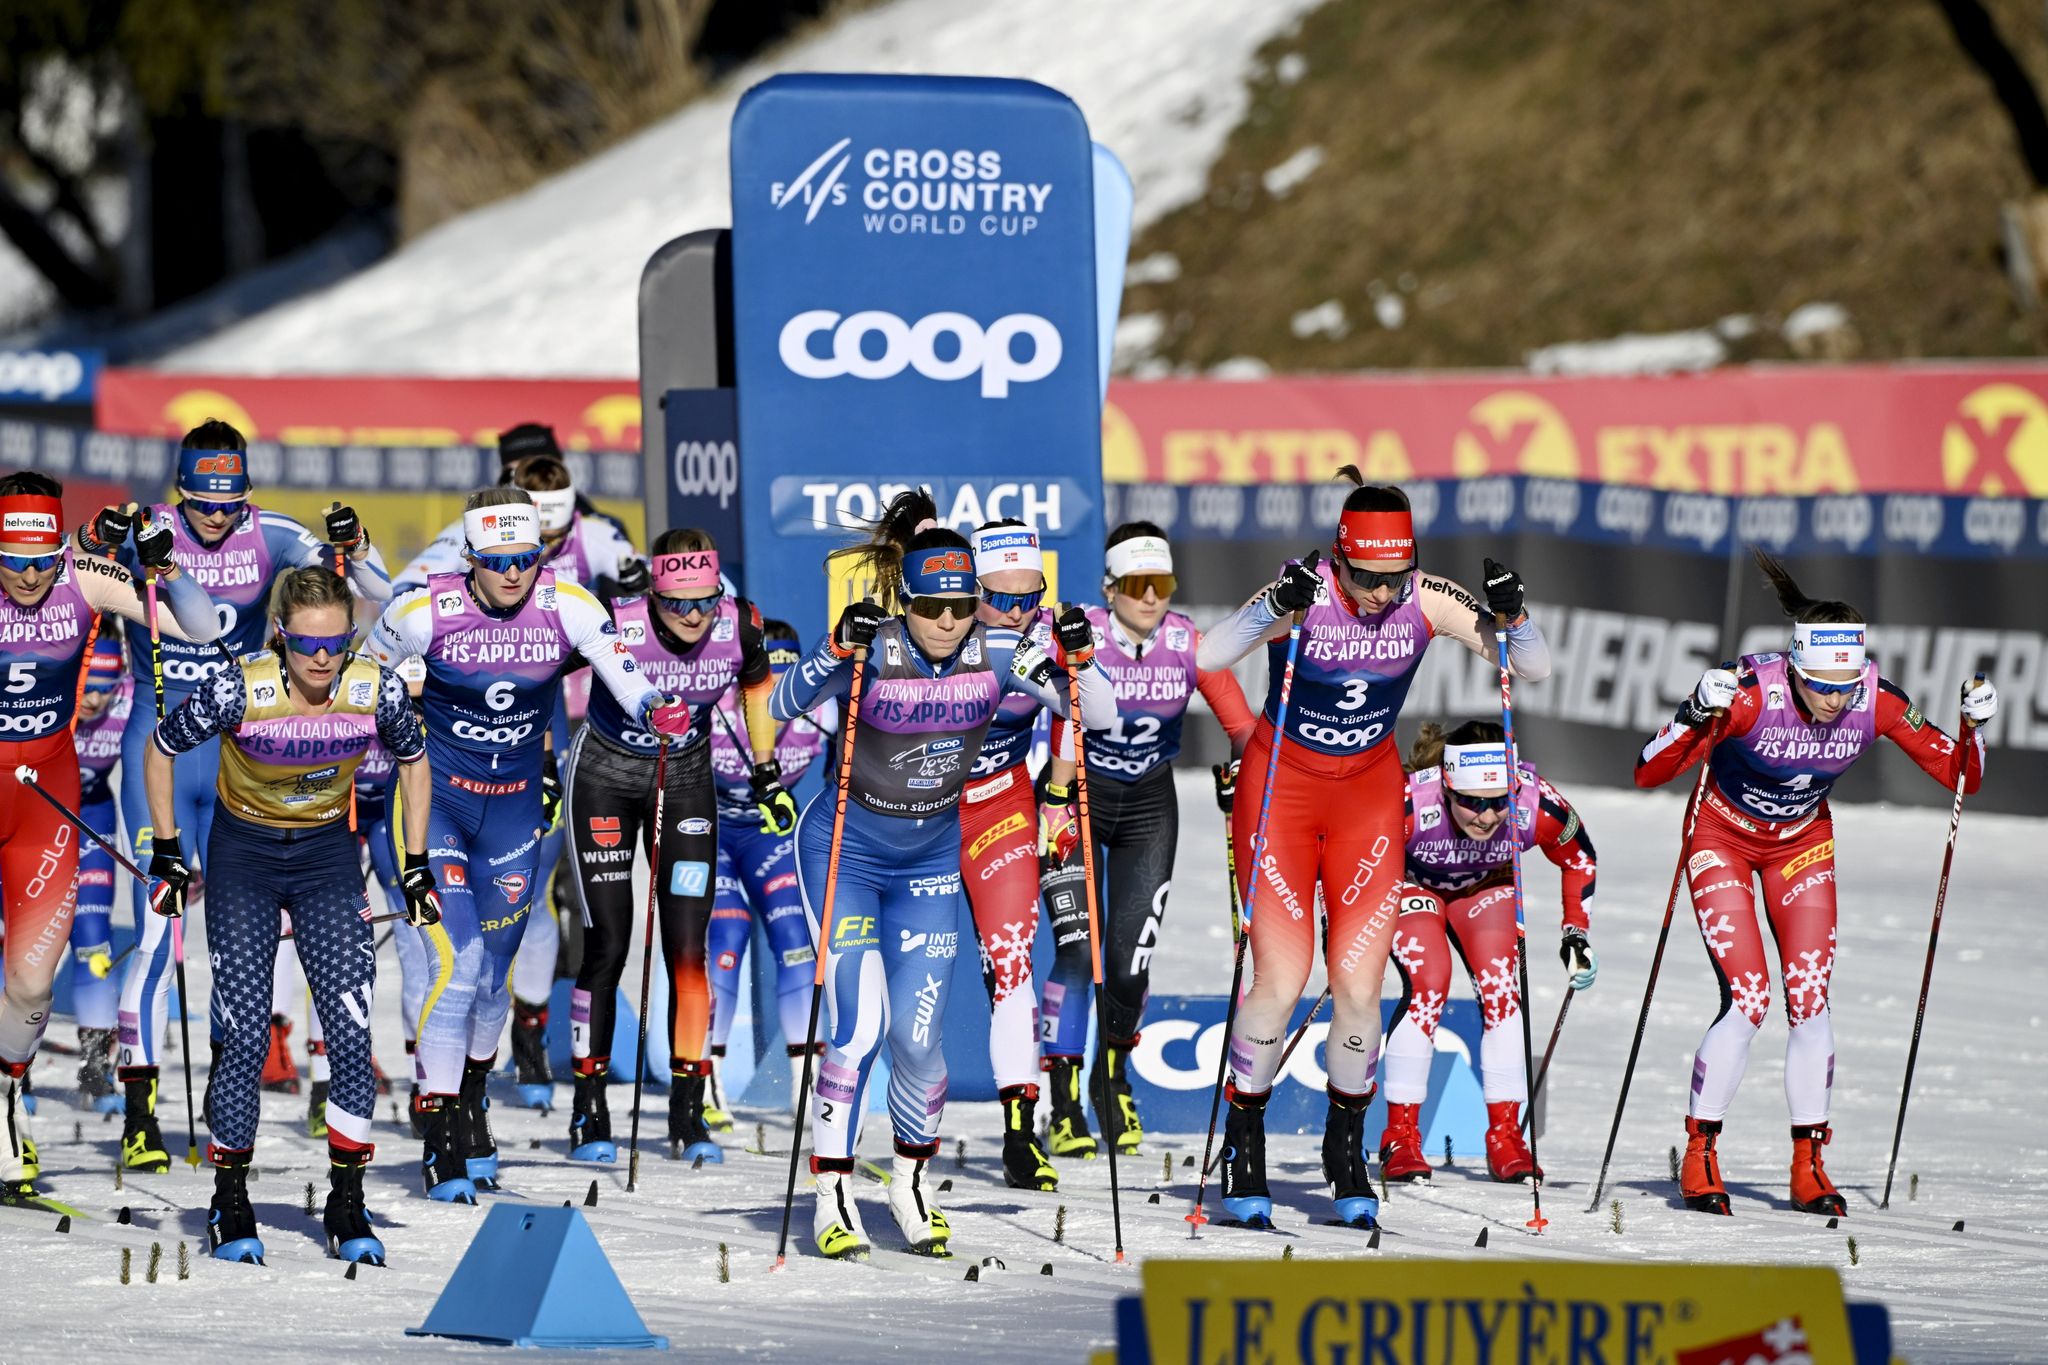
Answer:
[
  {"left": 134, "top": 513, "right": 177, "bottom": 575},
  {"left": 1053, "top": 606, "right": 1095, "bottom": 668},
  {"left": 540, "top": 751, "right": 563, "bottom": 832},
  {"left": 1265, "top": 550, "right": 1322, "bottom": 616},
  {"left": 1559, "top": 926, "right": 1598, "bottom": 990},
  {"left": 1482, "top": 557, "right": 1524, "bottom": 622},
  {"left": 835, "top": 600, "right": 886, "bottom": 653},
  {"left": 323, "top": 502, "right": 367, "bottom": 557},
  {"left": 147, "top": 834, "right": 191, "bottom": 919},
  {"left": 400, "top": 852, "right": 442, "bottom": 928},
  {"left": 83, "top": 504, "right": 135, "bottom": 557},
  {"left": 614, "top": 557, "right": 650, "bottom": 597},
  {"left": 750, "top": 762, "right": 798, "bottom": 836},
  {"left": 1212, "top": 759, "right": 1239, "bottom": 815}
]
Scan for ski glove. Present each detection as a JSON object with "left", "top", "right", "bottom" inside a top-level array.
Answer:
[
  {"left": 134, "top": 512, "right": 177, "bottom": 575},
  {"left": 540, "top": 751, "right": 563, "bottom": 832},
  {"left": 1053, "top": 607, "right": 1096, "bottom": 668},
  {"left": 614, "top": 557, "right": 650, "bottom": 597},
  {"left": 1961, "top": 673, "right": 1997, "bottom": 726},
  {"left": 1264, "top": 550, "right": 1323, "bottom": 616},
  {"left": 147, "top": 834, "right": 191, "bottom": 919},
  {"left": 647, "top": 694, "right": 694, "bottom": 739},
  {"left": 82, "top": 503, "right": 136, "bottom": 557},
  {"left": 1039, "top": 780, "right": 1079, "bottom": 861},
  {"left": 750, "top": 762, "right": 798, "bottom": 836},
  {"left": 1678, "top": 666, "right": 1739, "bottom": 728},
  {"left": 1560, "top": 927, "right": 1597, "bottom": 991},
  {"left": 1011, "top": 637, "right": 1056, "bottom": 690},
  {"left": 323, "top": 502, "right": 368, "bottom": 557},
  {"left": 1212, "top": 759, "right": 1239, "bottom": 815},
  {"left": 400, "top": 852, "right": 442, "bottom": 928},
  {"left": 834, "top": 600, "right": 885, "bottom": 654},
  {"left": 1482, "top": 557, "right": 1525, "bottom": 622}
]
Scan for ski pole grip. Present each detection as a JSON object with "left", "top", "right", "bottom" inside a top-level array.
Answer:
[{"left": 13, "top": 764, "right": 35, "bottom": 785}]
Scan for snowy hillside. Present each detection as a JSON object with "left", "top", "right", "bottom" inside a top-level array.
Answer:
[{"left": 159, "top": 0, "right": 1322, "bottom": 378}]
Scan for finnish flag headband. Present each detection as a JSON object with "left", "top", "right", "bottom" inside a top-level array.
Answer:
[
  {"left": 1443, "top": 742, "right": 1511, "bottom": 794},
  {"left": 1790, "top": 622, "right": 1866, "bottom": 674},
  {"left": 463, "top": 501, "right": 541, "bottom": 551},
  {"left": 971, "top": 525, "right": 1043, "bottom": 577}
]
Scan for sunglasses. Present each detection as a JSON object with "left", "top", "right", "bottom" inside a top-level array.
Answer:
[
  {"left": 1792, "top": 666, "right": 1860, "bottom": 697},
  {"left": 1450, "top": 791, "right": 1513, "bottom": 814},
  {"left": 470, "top": 547, "right": 544, "bottom": 575},
  {"left": 277, "top": 626, "right": 355, "bottom": 657},
  {"left": 908, "top": 596, "right": 977, "bottom": 621},
  {"left": 979, "top": 584, "right": 1045, "bottom": 615},
  {"left": 0, "top": 552, "right": 60, "bottom": 573},
  {"left": 1112, "top": 573, "right": 1176, "bottom": 600},
  {"left": 185, "top": 498, "right": 247, "bottom": 519},
  {"left": 1338, "top": 559, "right": 1414, "bottom": 592},
  {"left": 655, "top": 590, "right": 724, "bottom": 618}
]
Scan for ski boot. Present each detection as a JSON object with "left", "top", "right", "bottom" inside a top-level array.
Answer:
[
  {"left": 18, "top": 1067, "right": 32, "bottom": 1116},
  {"left": 812, "top": 1157, "right": 871, "bottom": 1261},
  {"left": 568, "top": 1069, "right": 616, "bottom": 1163},
  {"left": 1, "top": 1066, "right": 40, "bottom": 1205},
  {"left": 1090, "top": 1041, "right": 1144, "bottom": 1155},
  {"left": 119, "top": 1071, "right": 171, "bottom": 1173},
  {"left": 457, "top": 1057, "right": 498, "bottom": 1189},
  {"left": 306, "top": 1079, "right": 329, "bottom": 1139},
  {"left": 1322, "top": 1086, "right": 1380, "bottom": 1229},
  {"left": 1681, "top": 1116, "right": 1732, "bottom": 1215},
  {"left": 1790, "top": 1123, "right": 1847, "bottom": 1216},
  {"left": 207, "top": 1147, "right": 265, "bottom": 1264},
  {"left": 1378, "top": 1101, "right": 1432, "bottom": 1182},
  {"left": 324, "top": 1148, "right": 386, "bottom": 1266},
  {"left": 407, "top": 1085, "right": 429, "bottom": 1140},
  {"left": 1484, "top": 1100, "right": 1541, "bottom": 1183},
  {"left": 886, "top": 1143, "right": 953, "bottom": 1257},
  {"left": 999, "top": 1085, "right": 1057, "bottom": 1191},
  {"left": 1220, "top": 1084, "right": 1273, "bottom": 1227},
  {"left": 667, "top": 1062, "right": 724, "bottom": 1164},
  {"left": 1043, "top": 1056, "right": 1098, "bottom": 1159},
  {"left": 703, "top": 1048, "right": 733, "bottom": 1133},
  {"left": 419, "top": 1094, "right": 477, "bottom": 1204},
  {"left": 261, "top": 1015, "right": 299, "bottom": 1094},
  {"left": 509, "top": 999, "right": 554, "bottom": 1110},
  {"left": 201, "top": 1038, "right": 220, "bottom": 1130},
  {"left": 76, "top": 1027, "right": 122, "bottom": 1114}
]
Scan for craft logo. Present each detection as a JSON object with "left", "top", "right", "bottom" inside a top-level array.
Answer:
[
  {"left": 589, "top": 816, "right": 622, "bottom": 849},
  {"left": 493, "top": 872, "right": 527, "bottom": 904}
]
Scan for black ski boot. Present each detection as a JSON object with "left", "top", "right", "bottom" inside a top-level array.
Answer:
[
  {"left": 510, "top": 999, "right": 553, "bottom": 1110},
  {"left": 1090, "top": 1041, "right": 1144, "bottom": 1155},
  {"left": 457, "top": 1057, "right": 498, "bottom": 1190},
  {"left": 1044, "top": 1056, "right": 1097, "bottom": 1159},
  {"left": 1220, "top": 1084, "right": 1273, "bottom": 1228},
  {"left": 568, "top": 1069, "right": 616, "bottom": 1163},
  {"left": 668, "top": 1064, "right": 723, "bottom": 1164},
  {"left": 420, "top": 1094, "right": 476, "bottom": 1203},
  {"left": 76, "top": 1027, "right": 121, "bottom": 1114},
  {"left": 999, "top": 1085, "right": 1057, "bottom": 1191},
  {"left": 119, "top": 1070, "right": 170, "bottom": 1172},
  {"left": 324, "top": 1148, "right": 386, "bottom": 1265},
  {"left": 207, "top": 1148, "right": 265, "bottom": 1264},
  {"left": 1321, "top": 1086, "right": 1380, "bottom": 1228}
]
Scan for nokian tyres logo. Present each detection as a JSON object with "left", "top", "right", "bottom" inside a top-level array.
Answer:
[
  {"left": 779, "top": 309, "right": 1061, "bottom": 398},
  {"left": 770, "top": 139, "right": 1053, "bottom": 238}
]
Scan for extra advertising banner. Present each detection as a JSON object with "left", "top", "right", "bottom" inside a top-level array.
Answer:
[{"left": 729, "top": 73, "right": 1106, "bottom": 645}]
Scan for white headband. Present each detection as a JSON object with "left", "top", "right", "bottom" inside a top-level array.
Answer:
[
  {"left": 529, "top": 486, "right": 576, "bottom": 534},
  {"left": 1444, "top": 742, "right": 1511, "bottom": 794},
  {"left": 463, "top": 502, "right": 541, "bottom": 551},
  {"left": 1790, "top": 622, "right": 1866, "bottom": 674},
  {"left": 971, "top": 525, "right": 1043, "bottom": 577},
  {"left": 1105, "top": 535, "right": 1173, "bottom": 578}
]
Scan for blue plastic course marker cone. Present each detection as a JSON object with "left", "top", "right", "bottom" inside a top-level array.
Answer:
[{"left": 406, "top": 1205, "right": 668, "bottom": 1349}]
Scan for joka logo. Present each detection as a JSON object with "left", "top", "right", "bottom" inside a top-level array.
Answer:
[
  {"left": 669, "top": 859, "right": 711, "bottom": 897},
  {"left": 771, "top": 137, "right": 853, "bottom": 224},
  {"left": 589, "top": 816, "right": 622, "bottom": 849},
  {"left": 493, "top": 872, "right": 528, "bottom": 904}
]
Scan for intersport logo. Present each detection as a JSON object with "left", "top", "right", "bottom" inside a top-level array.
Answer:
[{"left": 779, "top": 309, "right": 1062, "bottom": 398}]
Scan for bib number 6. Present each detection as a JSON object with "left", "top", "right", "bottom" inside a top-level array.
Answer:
[{"left": 485, "top": 679, "right": 517, "bottom": 712}]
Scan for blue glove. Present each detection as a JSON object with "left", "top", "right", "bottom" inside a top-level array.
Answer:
[{"left": 1560, "top": 928, "right": 1597, "bottom": 991}]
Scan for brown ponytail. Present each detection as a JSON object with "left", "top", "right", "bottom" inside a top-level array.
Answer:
[{"left": 1752, "top": 547, "right": 1863, "bottom": 625}]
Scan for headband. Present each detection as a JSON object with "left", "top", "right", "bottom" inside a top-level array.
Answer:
[
  {"left": 903, "top": 546, "right": 975, "bottom": 598},
  {"left": 84, "top": 636, "right": 124, "bottom": 688},
  {"left": 177, "top": 447, "right": 250, "bottom": 499},
  {"left": 1443, "top": 742, "right": 1511, "bottom": 794},
  {"left": 971, "top": 525, "right": 1043, "bottom": 577},
  {"left": 529, "top": 486, "right": 576, "bottom": 534},
  {"left": 0, "top": 495, "right": 63, "bottom": 553},
  {"left": 463, "top": 503, "right": 541, "bottom": 551},
  {"left": 1790, "top": 622, "right": 1866, "bottom": 674},
  {"left": 653, "top": 549, "right": 721, "bottom": 594},
  {"left": 766, "top": 636, "right": 802, "bottom": 672},
  {"left": 1336, "top": 506, "right": 1415, "bottom": 562},
  {"left": 1105, "top": 535, "right": 1173, "bottom": 578}
]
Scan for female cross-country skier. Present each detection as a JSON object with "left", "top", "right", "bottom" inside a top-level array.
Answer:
[
  {"left": 145, "top": 567, "right": 438, "bottom": 1265},
  {"left": 561, "top": 529, "right": 788, "bottom": 1166},
  {"left": 70, "top": 627, "right": 133, "bottom": 1113},
  {"left": 0, "top": 471, "right": 223, "bottom": 1208},
  {"left": 112, "top": 419, "right": 390, "bottom": 1173},
  {"left": 772, "top": 490, "right": 1112, "bottom": 1260},
  {"left": 1195, "top": 468, "right": 1548, "bottom": 1229},
  {"left": 1037, "top": 521, "right": 1254, "bottom": 1164},
  {"left": 1635, "top": 549, "right": 1993, "bottom": 1217},
  {"left": 367, "top": 488, "right": 687, "bottom": 1202},
  {"left": 1381, "top": 720, "right": 1598, "bottom": 1184}
]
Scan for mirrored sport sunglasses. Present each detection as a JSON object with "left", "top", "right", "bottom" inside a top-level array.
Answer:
[
  {"left": 655, "top": 589, "right": 725, "bottom": 617},
  {"left": 1450, "top": 790, "right": 1513, "bottom": 814},
  {"left": 1112, "top": 572, "right": 1176, "bottom": 600},
  {"left": 1791, "top": 664, "right": 1860, "bottom": 696},
  {"left": 278, "top": 626, "right": 356, "bottom": 657},
  {"left": 1338, "top": 559, "right": 1414, "bottom": 592},
  {"left": 185, "top": 497, "right": 247, "bottom": 519},
  {"left": 908, "top": 595, "right": 977, "bottom": 621},
  {"left": 470, "top": 547, "right": 544, "bottom": 575},
  {"left": 979, "top": 583, "right": 1045, "bottom": 614},
  {"left": 0, "top": 551, "right": 60, "bottom": 573}
]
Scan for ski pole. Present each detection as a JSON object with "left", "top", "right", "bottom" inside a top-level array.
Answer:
[
  {"left": 12, "top": 765, "right": 155, "bottom": 884},
  {"left": 625, "top": 735, "right": 669, "bottom": 1193},
  {"left": 1522, "top": 978, "right": 1579, "bottom": 1133},
  {"left": 1189, "top": 594, "right": 1308, "bottom": 1232},
  {"left": 1066, "top": 670, "right": 1125, "bottom": 1265},
  {"left": 1203, "top": 987, "right": 1328, "bottom": 1178},
  {"left": 1587, "top": 714, "right": 1723, "bottom": 1211},
  {"left": 141, "top": 567, "right": 202, "bottom": 1170},
  {"left": 1880, "top": 678, "right": 1983, "bottom": 1208},
  {"left": 1491, "top": 619, "right": 1548, "bottom": 1230},
  {"left": 774, "top": 643, "right": 865, "bottom": 1270}
]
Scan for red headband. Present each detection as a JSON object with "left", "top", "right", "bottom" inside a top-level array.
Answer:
[
  {"left": 1336, "top": 507, "right": 1415, "bottom": 561},
  {"left": 0, "top": 495, "right": 63, "bottom": 551}
]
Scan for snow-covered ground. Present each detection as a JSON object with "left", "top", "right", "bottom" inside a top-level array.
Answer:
[
  {"left": 160, "top": 0, "right": 1323, "bottom": 378},
  {"left": 6, "top": 775, "right": 2043, "bottom": 1360}
]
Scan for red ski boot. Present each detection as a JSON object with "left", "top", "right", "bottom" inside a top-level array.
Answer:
[
  {"left": 1682, "top": 1116, "right": 1732, "bottom": 1214},
  {"left": 261, "top": 1015, "right": 299, "bottom": 1094},
  {"left": 1378, "top": 1102, "right": 1433, "bottom": 1182},
  {"left": 1790, "top": 1123, "right": 1847, "bottom": 1216},
  {"left": 1483, "top": 1100, "right": 1541, "bottom": 1183}
]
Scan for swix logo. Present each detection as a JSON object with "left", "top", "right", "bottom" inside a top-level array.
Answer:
[
  {"left": 770, "top": 137, "right": 853, "bottom": 224},
  {"left": 588, "top": 816, "right": 622, "bottom": 849},
  {"left": 910, "top": 973, "right": 943, "bottom": 1045},
  {"left": 493, "top": 872, "right": 527, "bottom": 904},
  {"left": 778, "top": 309, "right": 1062, "bottom": 398}
]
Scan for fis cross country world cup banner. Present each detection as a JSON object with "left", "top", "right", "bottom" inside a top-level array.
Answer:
[{"left": 730, "top": 73, "right": 1106, "bottom": 645}]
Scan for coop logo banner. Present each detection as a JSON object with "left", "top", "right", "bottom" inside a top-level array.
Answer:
[
  {"left": 0, "top": 349, "right": 98, "bottom": 404},
  {"left": 731, "top": 73, "right": 1106, "bottom": 646}
]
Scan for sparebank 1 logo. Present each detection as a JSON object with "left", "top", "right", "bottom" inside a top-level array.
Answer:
[
  {"left": 769, "top": 139, "right": 1055, "bottom": 239},
  {"left": 1451, "top": 391, "right": 1582, "bottom": 479},
  {"left": 1942, "top": 382, "right": 2048, "bottom": 496}
]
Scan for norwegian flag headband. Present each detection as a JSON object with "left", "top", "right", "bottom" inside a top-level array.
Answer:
[
  {"left": 1790, "top": 622, "right": 1866, "bottom": 673},
  {"left": 1444, "top": 742, "right": 1511, "bottom": 793}
]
